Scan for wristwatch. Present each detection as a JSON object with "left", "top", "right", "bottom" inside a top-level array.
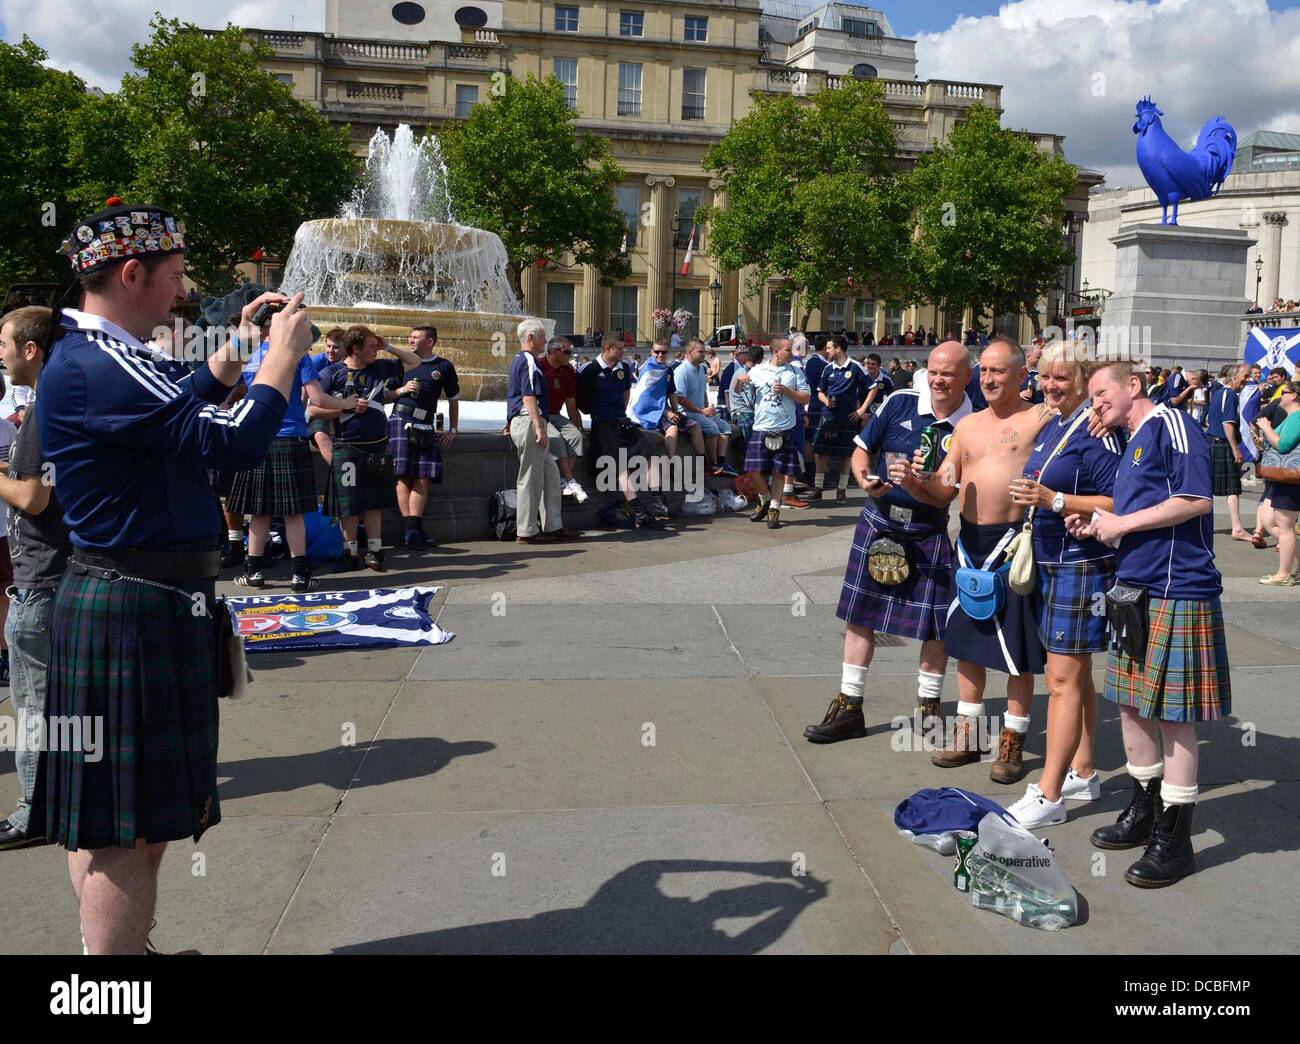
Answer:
[{"left": 1051, "top": 492, "right": 1066, "bottom": 514}]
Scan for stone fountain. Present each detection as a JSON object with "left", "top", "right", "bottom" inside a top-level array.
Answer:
[{"left": 279, "top": 125, "right": 544, "bottom": 399}]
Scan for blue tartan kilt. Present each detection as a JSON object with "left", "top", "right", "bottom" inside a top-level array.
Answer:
[
  {"left": 29, "top": 569, "right": 222, "bottom": 851},
  {"left": 745, "top": 427, "right": 803, "bottom": 476},
  {"left": 1037, "top": 556, "right": 1115, "bottom": 655},
  {"left": 388, "top": 412, "right": 443, "bottom": 481},
  {"left": 837, "top": 506, "right": 953, "bottom": 641}
]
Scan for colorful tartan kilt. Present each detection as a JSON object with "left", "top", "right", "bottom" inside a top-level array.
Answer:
[
  {"left": 1103, "top": 596, "right": 1232, "bottom": 722},
  {"left": 1209, "top": 437, "right": 1242, "bottom": 497},
  {"left": 811, "top": 415, "right": 860, "bottom": 458},
  {"left": 837, "top": 507, "right": 953, "bottom": 641},
  {"left": 1037, "top": 556, "right": 1115, "bottom": 655},
  {"left": 29, "top": 570, "right": 222, "bottom": 850},
  {"left": 227, "top": 436, "right": 318, "bottom": 516},
  {"left": 323, "top": 441, "right": 397, "bottom": 519},
  {"left": 388, "top": 412, "right": 443, "bottom": 481},
  {"left": 745, "top": 427, "right": 803, "bottom": 476}
]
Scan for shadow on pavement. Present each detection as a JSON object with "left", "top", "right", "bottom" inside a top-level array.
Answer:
[
  {"left": 333, "top": 859, "right": 829, "bottom": 954},
  {"left": 217, "top": 736, "right": 494, "bottom": 801}
]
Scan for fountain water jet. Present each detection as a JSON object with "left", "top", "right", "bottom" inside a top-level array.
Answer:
[{"left": 279, "top": 125, "right": 545, "bottom": 399}]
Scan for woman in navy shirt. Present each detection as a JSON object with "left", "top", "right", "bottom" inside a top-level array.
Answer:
[{"left": 1005, "top": 346, "right": 1123, "bottom": 829}]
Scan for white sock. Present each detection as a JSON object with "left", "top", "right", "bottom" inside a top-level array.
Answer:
[
  {"left": 956, "top": 700, "right": 982, "bottom": 718},
  {"left": 367, "top": 538, "right": 382, "bottom": 552},
  {"left": 814, "top": 472, "right": 826, "bottom": 489},
  {"left": 228, "top": 530, "right": 242, "bottom": 543},
  {"left": 840, "top": 662, "right": 869, "bottom": 702},
  {"left": 917, "top": 670, "right": 943, "bottom": 704},
  {"left": 1004, "top": 713, "right": 1030, "bottom": 734},
  {"left": 783, "top": 482, "right": 795, "bottom": 495},
  {"left": 837, "top": 471, "right": 851, "bottom": 490},
  {"left": 1127, "top": 761, "right": 1163, "bottom": 784},
  {"left": 1160, "top": 781, "right": 1198, "bottom": 806},
  {"left": 345, "top": 540, "right": 358, "bottom": 555}
]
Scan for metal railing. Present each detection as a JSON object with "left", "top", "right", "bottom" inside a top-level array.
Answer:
[{"left": 1242, "top": 310, "right": 1300, "bottom": 328}]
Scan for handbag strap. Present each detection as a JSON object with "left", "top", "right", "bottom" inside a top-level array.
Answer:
[{"left": 1026, "top": 407, "right": 1094, "bottom": 527}]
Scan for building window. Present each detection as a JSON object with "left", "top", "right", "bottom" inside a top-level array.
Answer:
[
  {"left": 853, "top": 298, "right": 875, "bottom": 333},
  {"left": 796, "top": 19, "right": 815, "bottom": 39},
  {"left": 554, "top": 58, "right": 578, "bottom": 109},
  {"left": 673, "top": 289, "right": 700, "bottom": 338},
  {"left": 682, "top": 68, "right": 705, "bottom": 121},
  {"left": 994, "top": 312, "right": 1021, "bottom": 338},
  {"left": 620, "top": 10, "right": 644, "bottom": 37},
  {"left": 850, "top": 64, "right": 878, "bottom": 80},
  {"left": 826, "top": 297, "right": 846, "bottom": 330},
  {"left": 455, "top": 84, "right": 478, "bottom": 119},
  {"left": 554, "top": 5, "right": 579, "bottom": 32},
  {"left": 617, "top": 63, "right": 642, "bottom": 116},
  {"left": 610, "top": 286, "right": 639, "bottom": 337},
  {"left": 273, "top": 73, "right": 294, "bottom": 86},
  {"left": 392, "top": 2, "right": 427, "bottom": 26},
  {"left": 841, "top": 17, "right": 879, "bottom": 37},
  {"left": 684, "top": 15, "right": 708, "bottom": 42},
  {"left": 546, "top": 282, "right": 576, "bottom": 334},
  {"left": 675, "top": 189, "right": 701, "bottom": 249},
  {"left": 770, "top": 292, "right": 792, "bottom": 333},
  {"left": 884, "top": 304, "right": 904, "bottom": 338},
  {"left": 615, "top": 185, "right": 640, "bottom": 248}
]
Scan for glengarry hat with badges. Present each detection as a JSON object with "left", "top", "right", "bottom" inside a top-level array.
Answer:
[{"left": 58, "top": 196, "right": 186, "bottom": 277}]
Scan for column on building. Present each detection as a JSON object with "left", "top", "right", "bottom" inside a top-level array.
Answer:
[
  {"left": 1264, "top": 211, "right": 1288, "bottom": 306},
  {"left": 521, "top": 264, "right": 541, "bottom": 317},
  {"left": 580, "top": 265, "right": 602, "bottom": 336},
  {"left": 644, "top": 174, "right": 674, "bottom": 319}
]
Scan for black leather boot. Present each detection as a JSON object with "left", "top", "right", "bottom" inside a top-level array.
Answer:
[
  {"left": 1124, "top": 802, "right": 1195, "bottom": 888},
  {"left": 804, "top": 695, "right": 867, "bottom": 744},
  {"left": 1090, "top": 775, "right": 1162, "bottom": 850}
]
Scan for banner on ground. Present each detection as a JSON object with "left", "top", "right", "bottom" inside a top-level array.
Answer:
[{"left": 226, "top": 586, "right": 453, "bottom": 653}]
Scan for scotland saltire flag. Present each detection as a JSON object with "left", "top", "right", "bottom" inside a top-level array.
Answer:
[
  {"left": 1243, "top": 327, "right": 1300, "bottom": 378},
  {"left": 226, "top": 586, "right": 452, "bottom": 653},
  {"left": 1239, "top": 382, "right": 1262, "bottom": 462}
]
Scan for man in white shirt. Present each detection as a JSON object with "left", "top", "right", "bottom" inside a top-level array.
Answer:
[{"left": 734, "top": 337, "right": 811, "bottom": 528}]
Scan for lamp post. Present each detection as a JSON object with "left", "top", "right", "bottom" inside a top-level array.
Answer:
[
  {"left": 709, "top": 276, "right": 722, "bottom": 341},
  {"left": 1255, "top": 255, "right": 1264, "bottom": 308}
]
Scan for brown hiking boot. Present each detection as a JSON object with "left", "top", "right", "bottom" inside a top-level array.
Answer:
[
  {"left": 989, "top": 727, "right": 1026, "bottom": 784},
  {"left": 931, "top": 714, "right": 982, "bottom": 767},
  {"left": 804, "top": 694, "right": 867, "bottom": 744}
]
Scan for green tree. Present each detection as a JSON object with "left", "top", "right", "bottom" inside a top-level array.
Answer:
[
  {"left": 0, "top": 37, "right": 98, "bottom": 288},
  {"left": 73, "top": 18, "right": 358, "bottom": 292},
  {"left": 906, "top": 104, "right": 1077, "bottom": 335},
  {"left": 441, "top": 74, "right": 630, "bottom": 307},
  {"left": 702, "top": 79, "right": 912, "bottom": 330}
]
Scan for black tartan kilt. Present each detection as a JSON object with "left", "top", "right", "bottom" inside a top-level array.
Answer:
[
  {"left": 1209, "top": 437, "right": 1242, "bottom": 497},
  {"left": 323, "top": 441, "right": 397, "bottom": 518},
  {"left": 227, "top": 437, "right": 318, "bottom": 516},
  {"left": 812, "top": 416, "right": 860, "bottom": 458},
  {"left": 30, "top": 570, "right": 222, "bottom": 850}
]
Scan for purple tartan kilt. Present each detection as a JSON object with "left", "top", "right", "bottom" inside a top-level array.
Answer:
[
  {"left": 836, "top": 507, "right": 954, "bottom": 641},
  {"left": 745, "top": 427, "right": 803, "bottom": 476},
  {"left": 388, "top": 412, "right": 443, "bottom": 481}
]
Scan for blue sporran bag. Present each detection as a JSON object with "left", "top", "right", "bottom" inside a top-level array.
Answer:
[{"left": 955, "top": 538, "right": 1011, "bottom": 621}]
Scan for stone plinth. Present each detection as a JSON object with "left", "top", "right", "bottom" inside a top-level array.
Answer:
[{"left": 1101, "top": 224, "right": 1255, "bottom": 370}]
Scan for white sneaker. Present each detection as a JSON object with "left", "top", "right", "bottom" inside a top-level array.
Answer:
[
  {"left": 1060, "top": 768, "right": 1101, "bottom": 802},
  {"left": 562, "top": 479, "right": 588, "bottom": 502},
  {"left": 1008, "top": 783, "right": 1067, "bottom": 830}
]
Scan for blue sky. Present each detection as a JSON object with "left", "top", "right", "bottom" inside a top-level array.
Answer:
[{"left": 890, "top": 0, "right": 1300, "bottom": 36}]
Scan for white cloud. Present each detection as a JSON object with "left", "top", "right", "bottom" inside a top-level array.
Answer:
[
  {"left": 916, "top": 0, "right": 1300, "bottom": 189},
  {"left": 1, "top": 1, "right": 324, "bottom": 92}
]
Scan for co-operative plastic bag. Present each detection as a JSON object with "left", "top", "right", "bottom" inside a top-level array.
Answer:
[
  {"left": 680, "top": 491, "right": 718, "bottom": 516},
  {"left": 966, "top": 812, "right": 1077, "bottom": 931}
]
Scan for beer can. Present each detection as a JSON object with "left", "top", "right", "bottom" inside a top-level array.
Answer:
[
  {"left": 435, "top": 412, "right": 445, "bottom": 432},
  {"left": 953, "top": 830, "right": 977, "bottom": 892},
  {"left": 919, "top": 425, "right": 941, "bottom": 473}
]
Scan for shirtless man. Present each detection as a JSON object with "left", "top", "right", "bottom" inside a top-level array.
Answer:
[{"left": 893, "top": 336, "right": 1053, "bottom": 783}]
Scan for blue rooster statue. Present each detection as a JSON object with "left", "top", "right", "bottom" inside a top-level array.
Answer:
[{"left": 1134, "top": 97, "right": 1237, "bottom": 225}]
